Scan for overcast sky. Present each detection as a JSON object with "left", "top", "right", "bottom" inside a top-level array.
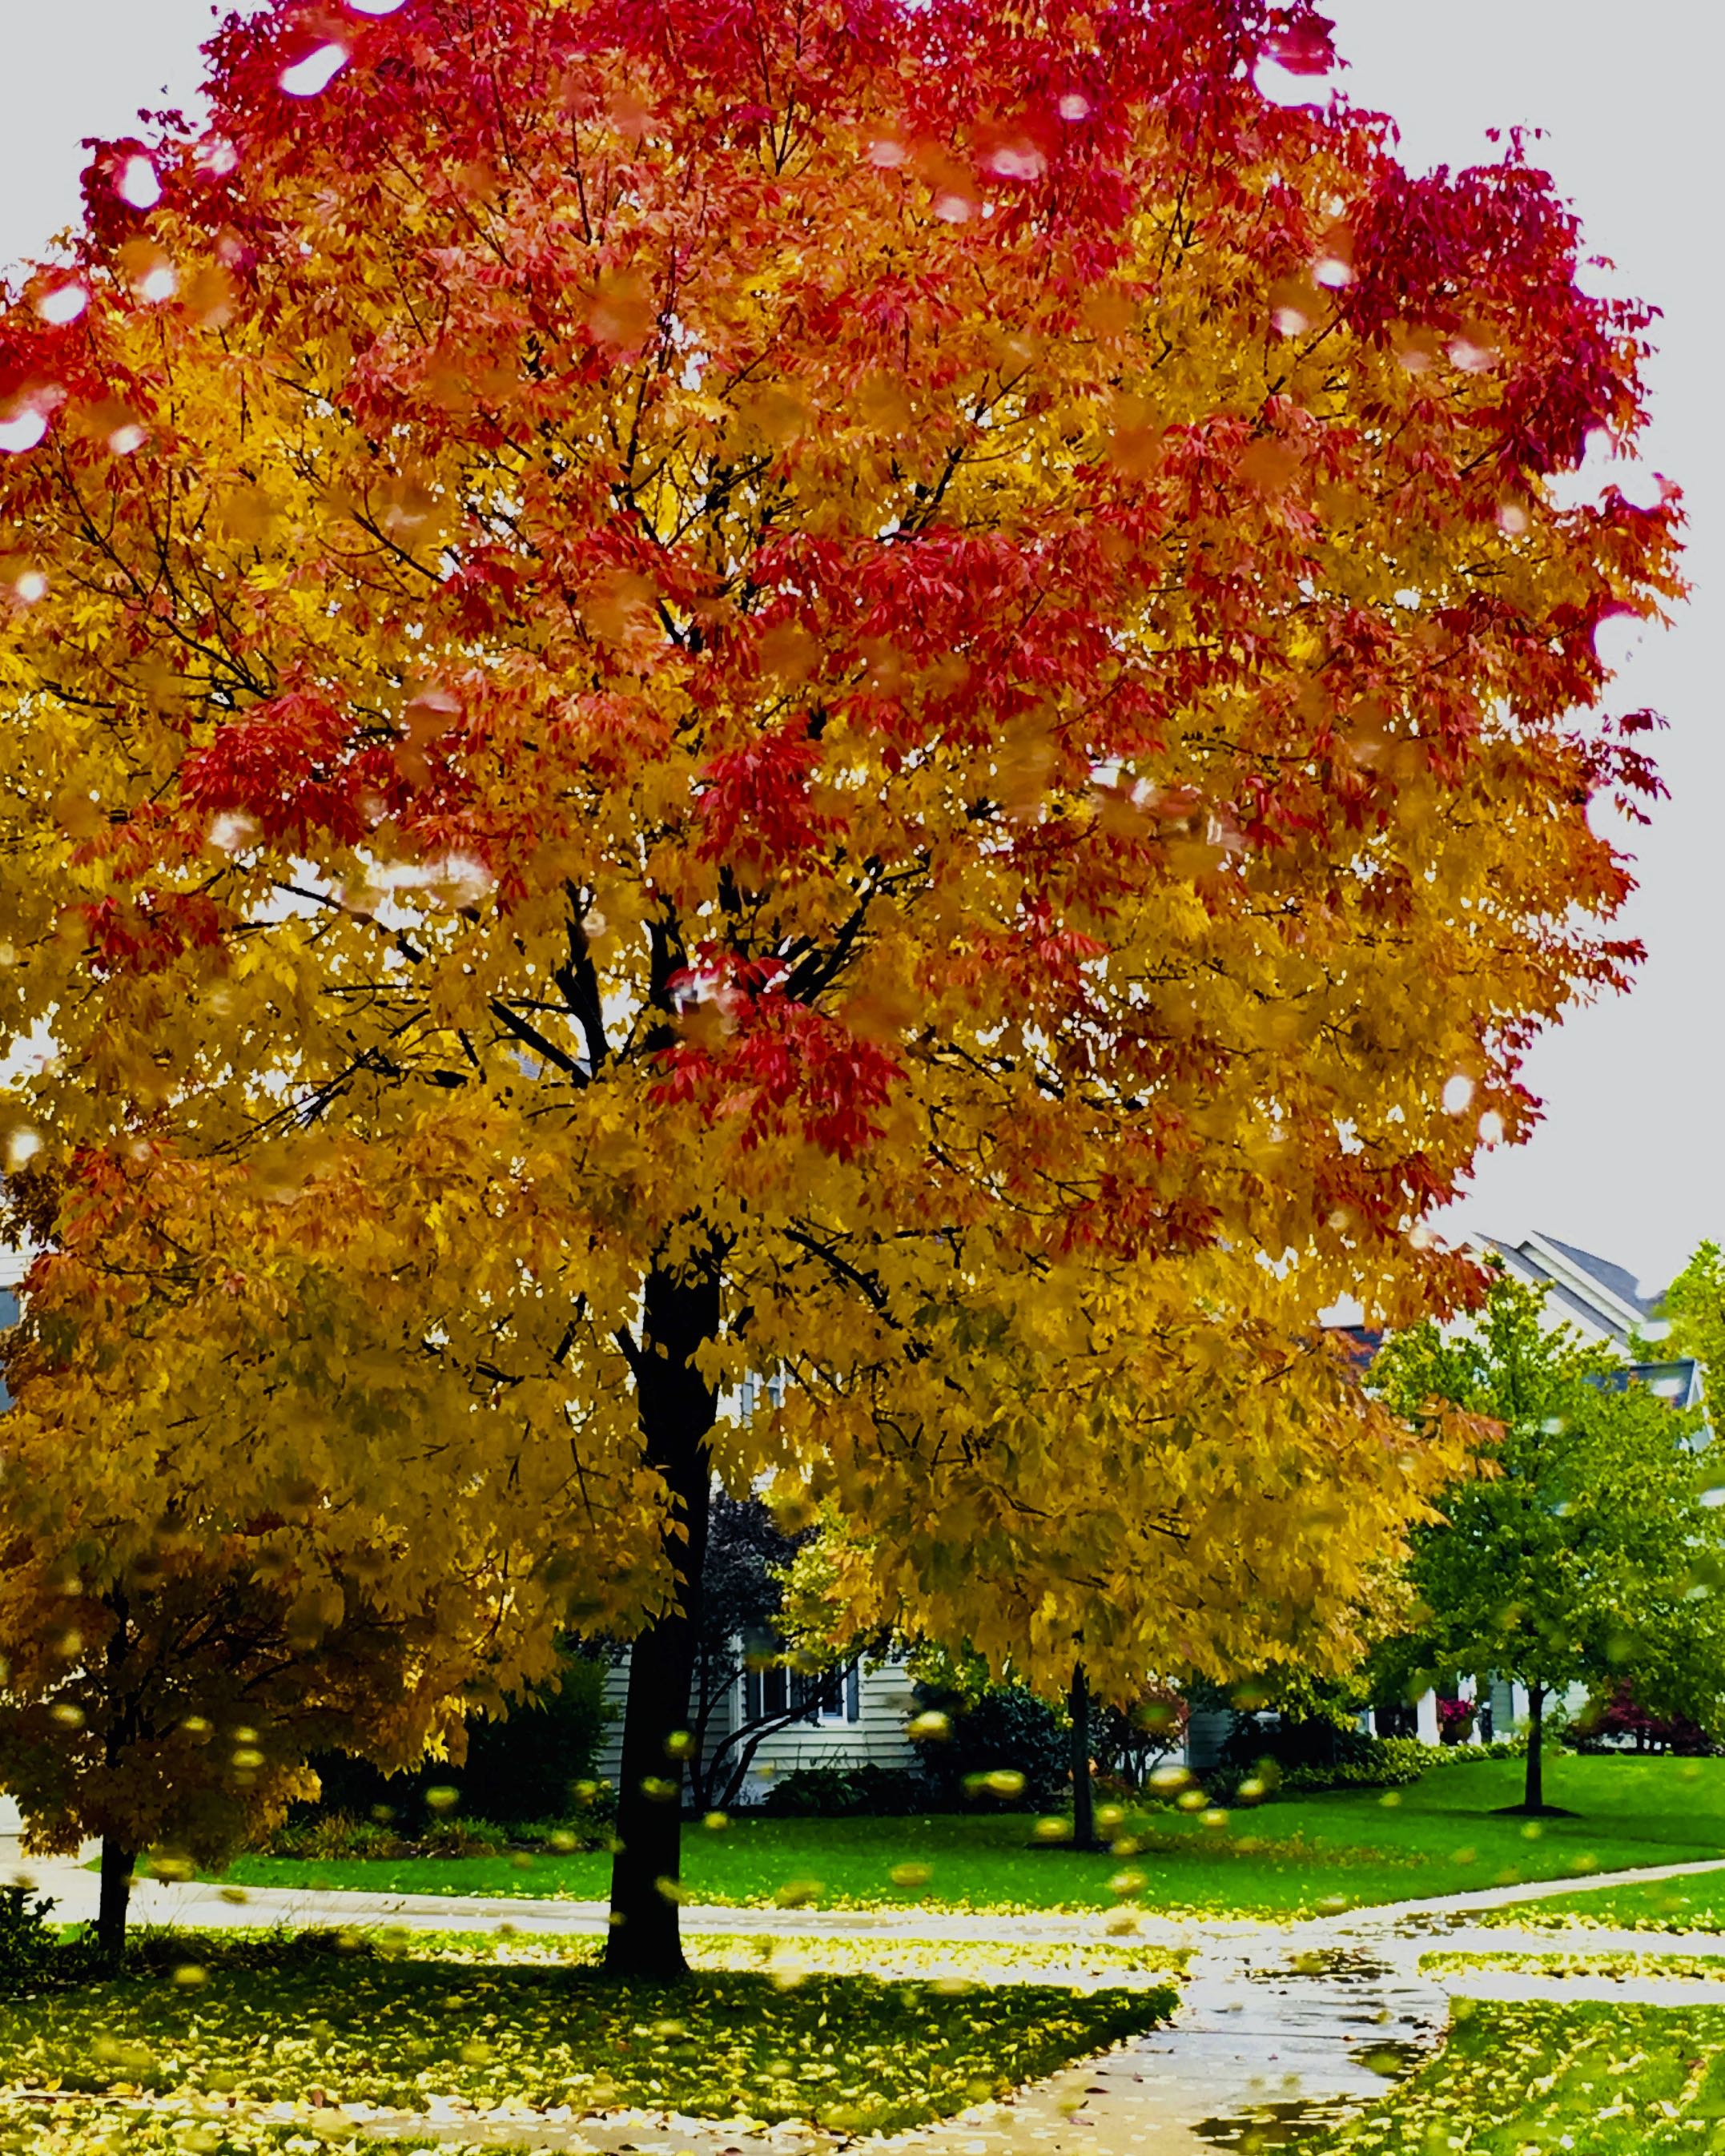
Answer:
[{"left": 2, "top": 1, "right": 1719, "bottom": 1298}]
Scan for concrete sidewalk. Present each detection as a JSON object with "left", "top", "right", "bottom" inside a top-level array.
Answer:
[{"left": 14, "top": 1840, "right": 1725, "bottom": 1949}]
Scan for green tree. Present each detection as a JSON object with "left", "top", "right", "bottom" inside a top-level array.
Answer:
[
  {"left": 1666, "top": 1244, "right": 1725, "bottom": 1379},
  {"left": 1374, "top": 1277, "right": 1725, "bottom": 1814}
]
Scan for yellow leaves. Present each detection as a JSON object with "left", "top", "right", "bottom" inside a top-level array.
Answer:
[
  {"left": 732, "top": 384, "right": 813, "bottom": 449},
  {"left": 841, "top": 979, "right": 921, "bottom": 1044},
  {"left": 50, "top": 789, "right": 103, "bottom": 841},
  {"left": 852, "top": 372, "right": 914, "bottom": 434},
  {"left": 214, "top": 485, "right": 279, "bottom": 543}
]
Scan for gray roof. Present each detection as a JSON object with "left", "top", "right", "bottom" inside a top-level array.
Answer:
[
  {"left": 1538, "top": 1236, "right": 1659, "bottom": 1317},
  {"left": 1482, "top": 1233, "right": 1663, "bottom": 1345}
]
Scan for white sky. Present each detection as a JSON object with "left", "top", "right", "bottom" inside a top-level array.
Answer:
[{"left": 2, "top": 0, "right": 1719, "bottom": 1298}]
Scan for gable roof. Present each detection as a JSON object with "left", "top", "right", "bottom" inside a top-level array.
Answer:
[{"left": 1476, "top": 1230, "right": 1656, "bottom": 1350}]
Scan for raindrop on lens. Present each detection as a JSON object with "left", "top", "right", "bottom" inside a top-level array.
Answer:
[
  {"left": 0, "top": 412, "right": 46, "bottom": 455},
  {"left": 116, "top": 155, "right": 161, "bottom": 209},
  {"left": 280, "top": 44, "right": 349, "bottom": 95},
  {"left": 35, "top": 286, "right": 86, "bottom": 325}
]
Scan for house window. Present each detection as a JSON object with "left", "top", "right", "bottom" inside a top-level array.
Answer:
[
  {"left": 738, "top": 1372, "right": 786, "bottom": 1421},
  {"left": 742, "top": 1631, "right": 860, "bottom": 1724}
]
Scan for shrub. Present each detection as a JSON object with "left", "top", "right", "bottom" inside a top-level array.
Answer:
[
  {"left": 1566, "top": 1680, "right": 1722, "bottom": 1756},
  {"left": 911, "top": 1680, "right": 1069, "bottom": 1811},
  {"left": 759, "top": 1764, "right": 931, "bottom": 1816},
  {"left": 1216, "top": 1712, "right": 1381, "bottom": 1786},
  {"left": 260, "top": 1813, "right": 411, "bottom": 1860},
  {"left": 1217, "top": 1720, "right": 1528, "bottom": 1797},
  {"left": 419, "top": 1816, "right": 510, "bottom": 1858},
  {"left": 1092, "top": 1690, "right": 1188, "bottom": 1786},
  {"left": 1278, "top": 1739, "right": 1433, "bottom": 1792},
  {"left": 1437, "top": 1696, "right": 1478, "bottom": 1745},
  {"left": 513, "top": 1792, "right": 616, "bottom": 1852},
  {"left": 288, "top": 1647, "right": 611, "bottom": 1834},
  {"left": 0, "top": 1887, "right": 58, "bottom": 1985}
]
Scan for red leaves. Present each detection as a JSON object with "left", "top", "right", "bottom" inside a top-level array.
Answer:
[
  {"left": 180, "top": 687, "right": 373, "bottom": 851},
  {"left": 696, "top": 721, "right": 832, "bottom": 869},
  {"left": 653, "top": 979, "right": 899, "bottom": 1163},
  {"left": 1260, "top": 11, "right": 1337, "bottom": 76},
  {"left": 82, "top": 892, "right": 226, "bottom": 977}
]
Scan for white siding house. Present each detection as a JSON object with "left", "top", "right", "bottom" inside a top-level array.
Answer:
[{"left": 593, "top": 1648, "right": 919, "bottom": 1803}]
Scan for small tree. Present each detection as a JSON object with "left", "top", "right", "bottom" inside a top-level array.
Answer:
[
  {"left": 1374, "top": 1277, "right": 1725, "bottom": 1814},
  {"left": 0, "top": 1168, "right": 555, "bottom": 1965},
  {"left": 0, "top": 1539, "right": 451, "bottom": 1966},
  {"left": 1092, "top": 1688, "right": 1188, "bottom": 1791}
]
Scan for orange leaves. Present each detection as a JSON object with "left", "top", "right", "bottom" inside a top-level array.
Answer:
[
  {"left": 1104, "top": 394, "right": 1164, "bottom": 477},
  {"left": 1080, "top": 285, "right": 1138, "bottom": 341},
  {"left": 215, "top": 484, "right": 279, "bottom": 542},
  {"left": 581, "top": 565, "right": 660, "bottom": 645},
  {"left": 1269, "top": 273, "right": 1326, "bottom": 336},
  {"left": 1237, "top": 436, "right": 1301, "bottom": 495},
  {"left": 584, "top": 267, "right": 658, "bottom": 355},
  {"left": 851, "top": 372, "right": 915, "bottom": 435},
  {"left": 757, "top": 617, "right": 821, "bottom": 686},
  {"left": 732, "top": 382, "right": 814, "bottom": 449},
  {"left": 116, "top": 239, "right": 178, "bottom": 304},
  {"left": 67, "top": 397, "right": 147, "bottom": 457}
]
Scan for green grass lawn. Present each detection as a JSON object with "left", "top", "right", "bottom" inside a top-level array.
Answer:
[
  {"left": 0, "top": 1930, "right": 1172, "bottom": 2135},
  {"left": 216, "top": 1755, "right": 1725, "bottom": 1919},
  {"left": 1485, "top": 1870, "right": 1725, "bottom": 1933},
  {"left": 1425, "top": 1947, "right": 1725, "bottom": 1981},
  {"left": 1310, "top": 2000, "right": 1725, "bottom": 2154}
]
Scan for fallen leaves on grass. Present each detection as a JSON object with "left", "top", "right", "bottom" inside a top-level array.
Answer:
[
  {"left": 1423, "top": 1948, "right": 1725, "bottom": 1984},
  {"left": 0, "top": 1934, "right": 1173, "bottom": 2136},
  {"left": 1314, "top": 2000, "right": 1725, "bottom": 2154}
]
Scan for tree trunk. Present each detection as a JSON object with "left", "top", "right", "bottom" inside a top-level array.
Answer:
[
  {"left": 1522, "top": 1685, "right": 1546, "bottom": 1812},
  {"left": 605, "top": 1257, "right": 719, "bottom": 1981},
  {"left": 95, "top": 1838, "right": 135, "bottom": 1969},
  {"left": 1070, "top": 1663, "right": 1103, "bottom": 1851}
]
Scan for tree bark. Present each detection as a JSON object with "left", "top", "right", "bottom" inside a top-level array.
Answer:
[
  {"left": 1522, "top": 1684, "right": 1546, "bottom": 1812},
  {"left": 605, "top": 1257, "right": 719, "bottom": 1981},
  {"left": 1069, "top": 1663, "right": 1103, "bottom": 1851},
  {"left": 95, "top": 1838, "right": 135, "bottom": 1969}
]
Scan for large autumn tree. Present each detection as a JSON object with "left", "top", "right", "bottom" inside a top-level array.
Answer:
[{"left": 0, "top": 0, "right": 1679, "bottom": 1974}]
